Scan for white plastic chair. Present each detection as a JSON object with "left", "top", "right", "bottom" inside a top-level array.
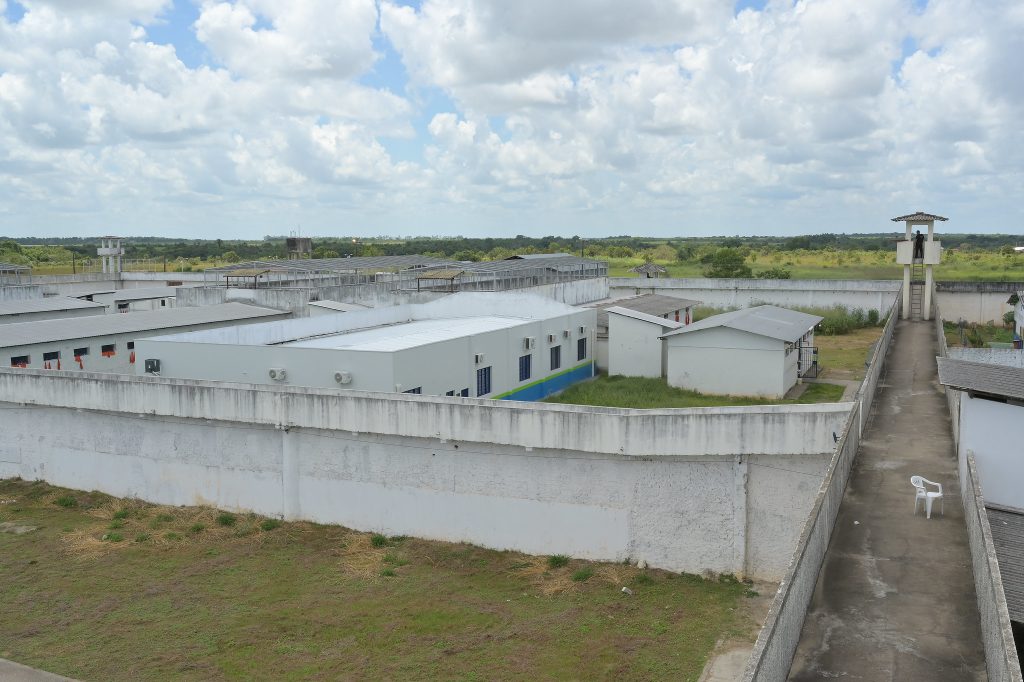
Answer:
[{"left": 911, "top": 475, "right": 943, "bottom": 519}]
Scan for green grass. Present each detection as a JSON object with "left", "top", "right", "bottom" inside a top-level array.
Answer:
[
  {"left": 0, "top": 479, "right": 756, "bottom": 681},
  {"left": 545, "top": 375, "right": 845, "bottom": 409},
  {"left": 943, "top": 321, "right": 1015, "bottom": 348}
]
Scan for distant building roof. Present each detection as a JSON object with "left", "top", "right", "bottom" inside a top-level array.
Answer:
[
  {"left": 0, "top": 302, "right": 289, "bottom": 348},
  {"left": 106, "top": 286, "right": 181, "bottom": 302},
  {"left": 606, "top": 306, "right": 682, "bottom": 329},
  {"left": 590, "top": 294, "right": 698, "bottom": 329},
  {"left": 937, "top": 357, "right": 1024, "bottom": 401},
  {"left": 661, "top": 305, "right": 822, "bottom": 343},
  {"left": 891, "top": 212, "right": 948, "bottom": 222},
  {"left": 504, "top": 253, "right": 575, "bottom": 260},
  {"left": 0, "top": 297, "right": 105, "bottom": 317},
  {"left": 629, "top": 263, "right": 667, "bottom": 274},
  {"left": 207, "top": 255, "right": 454, "bottom": 273},
  {"left": 0, "top": 261, "right": 30, "bottom": 272},
  {"left": 282, "top": 316, "right": 531, "bottom": 352}
]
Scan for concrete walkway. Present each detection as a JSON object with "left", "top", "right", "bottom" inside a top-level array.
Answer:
[
  {"left": 0, "top": 659, "right": 76, "bottom": 681},
  {"left": 789, "top": 320, "right": 987, "bottom": 680}
]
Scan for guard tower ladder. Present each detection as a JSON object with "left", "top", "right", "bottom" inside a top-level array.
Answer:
[{"left": 910, "top": 259, "right": 925, "bottom": 320}]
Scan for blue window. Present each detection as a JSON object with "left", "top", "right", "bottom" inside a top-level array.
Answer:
[
  {"left": 460, "top": 388, "right": 470, "bottom": 397},
  {"left": 476, "top": 367, "right": 492, "bottom": 396},
  {"left": 403, "top": 387, "right": 422, "bottom": 394},
  {"left": 519, "top": 354, "right": 532, "bottom": 382},
  {"left": 550, "top": 345, "right": 561, "bottom": 371},
  {"left": 445, "top": 390, "right": 455, "bottom": 396},
  {"left": 577, "top": 337, "right": 587, "bottom": 361}
]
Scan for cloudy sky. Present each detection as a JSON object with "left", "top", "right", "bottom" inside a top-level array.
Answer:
[{"left": 0, "top": 0, "right": 1021, "bottom": 239}]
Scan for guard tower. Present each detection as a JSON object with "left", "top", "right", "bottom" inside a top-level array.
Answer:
[
  {"left": 97, "top": 236, "right": 125, "bottom": 275},
  {"left": 893, "top": 212, "right": 945, "bottom": 321},
  {"left": 286, "top": 236, "right": 312, "bottom": 260}
]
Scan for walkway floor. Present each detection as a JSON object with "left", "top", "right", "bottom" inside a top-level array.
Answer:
[
  {"left": 789, "top": 319, "right": 987, "bottom": 680},
  {"left": 0, "top": 659, "right": 75, "bottom": 681}
]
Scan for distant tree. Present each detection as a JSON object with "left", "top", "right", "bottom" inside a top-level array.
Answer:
[
  {"left": 784, "top": 236, "right": 812, "bottom": 251},
  {"left": 704, "top": 248, "right": 753, "bottom": 278},
  {"left": 221, "top": 250, "right": 240, "bottom": 263},
  {"left": 675, "top": 244, "right": 694, "bottom": 262},
  {"left": 0, "top": 239, "right": 21, "bottom": 253},
  {"left": 757, "top": 267, "right": 792, "bottom": 279}
]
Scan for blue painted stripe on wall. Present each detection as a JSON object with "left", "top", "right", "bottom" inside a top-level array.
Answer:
[{"left": 500, "top": 362, "right": 594, "bottom": 402}]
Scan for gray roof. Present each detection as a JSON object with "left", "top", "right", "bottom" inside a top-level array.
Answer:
[
  {"left": 891, "top": 211, "right": 948, "bottom": 222},
  {"left": 606, "top": 306, "right": 682, "bottom": 329},
  {"left": 988, "top": 507, "right": 1024, "bottom": 622},
  {"left": 308, "top": 300, "right": 370, "bottom": 312},
  {"left": 456, "top": 255, "right": 605, "bottom": 274},
  {"left": 107, "top": 286, "right": 181, "bottom": 302},
  {"left": 0, "top": 261, "right": 30, "bottom": 272},
  {"left": 206, "top": 255, "right": 454, "bottom": 273},
  {"left": 661, "top": 305, "right": 822, "bottom": 343},
  {"left": 0, "top": 297, "right": 105, "bottom": 317},
  {"left": 505, "top": 253, "right": 575, "bottom": 260},
  {"left": 629, "top": 263, "right": 667, "bottom": 273},
  {"left": 0, "top": 302, "right": 289, "bottom": 348},
  {"left": 937, "top": 356, "right": 1024, "bottom": 401},
  {"left": 591, "top": 294, "right": 698, "bottom": 329}
]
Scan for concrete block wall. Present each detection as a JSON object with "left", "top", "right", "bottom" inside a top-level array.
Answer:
[
  {"left": 0, "top": 369, "right": 849, "bottom": 580},
  {"left": 0, "top": 285, "right": 44, "bottom": 302}
]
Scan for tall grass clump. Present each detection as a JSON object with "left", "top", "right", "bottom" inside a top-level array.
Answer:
[{"left": 803, "top": 305, "right": 881, "bottom": 336}]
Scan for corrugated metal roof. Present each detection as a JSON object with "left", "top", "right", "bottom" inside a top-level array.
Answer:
[
  {"left": 605, "top": 306, "right": 682, "bottom": 329},
  {"left": 456, "top": 255, "right": 605, "bottom": 273},
  {"left": 937, "top": 356, "right": 1024, "bottom": 400},
  {"left": 590, "top": 294, "right": 698, "bottom": 329},
  {"left": 987, "top": 506, "right": 1024, "bottom": 622},
  {"left": 0, "top": 302, "right": 289, "bottom": 348},
  {"left": 0, "top": 297, "right": 105, "bottom": 316},
  {"left": 505, "top": 253, "right": 575, "bottom": 260},
  {"left": 891, "top": 212, "right": 948, "bottom": 222},
  {"left": 661, "top": 305, "right": 821, "bottom": 343},
  {"left": 107, "top": 286, "right": 181, "bottom": 302},
  {"left": 207, "top": 256, "right": 454, "bottom": 273},
  {"left": 282, "top": 316, "right": 530, "bottom": 352}
]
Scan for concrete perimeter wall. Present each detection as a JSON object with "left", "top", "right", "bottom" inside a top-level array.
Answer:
[
  {"left": 0, "top": 285, "right": 43, "bottom": 302},
  {"left": 935, "top": 281, "right": 1024, "bottom": 324},
  {"left": 936, "top": 307, "right": 1023, "bottom": 682},
  {"left": 743, "top": 294, "right": 900, "bottom": 681},
  {"left": 0, "top": 368, "right": 847, "bottom": 580},
  {"left": 609, "top": 277, "right": 900, "bottom": 312}
]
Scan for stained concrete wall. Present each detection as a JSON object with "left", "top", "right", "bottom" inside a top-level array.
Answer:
[
  {"left": 0, "top": 285, "right": 43, "bottom": 302},
  {"left": 609, "top": 278, "right": 900, "bottom": 312},
  {"left": 934, "top": 281, "right": 1023, "bottom": 324},
  {"left": 0, "top": 368, "right": 849, "bottom": 579}
]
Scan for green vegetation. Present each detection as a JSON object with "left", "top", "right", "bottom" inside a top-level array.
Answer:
[
  {"left": 545, "top": 376, "right": 845, "bottom": 409},
  {"left": 216, "top": 513, "right": 237, "bottom": 527},
  {"left": 259, "top": 518, "right": 282, "bottom": 531},
  {"left": 703, "top": 247, "right": 752, "bottom": 278},
  {"left": 547, "top": 554, "right": 570, "bottom": 569},
  {"left": 572, "top": 568, "right": 595, "bottom": 582},
  {"left": 943, "top": 321, "right": 1015, "bottom": 348},
  {"left": 54, "top": 495, "right": 77, "bottom": 508},
  {"left": 0, "top": 479, "right": 758, "bottom": 681}
]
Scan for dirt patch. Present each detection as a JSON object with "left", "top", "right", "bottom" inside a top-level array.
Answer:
[{"left": 0, "top": 521, "right": 37, "bottom": 535}]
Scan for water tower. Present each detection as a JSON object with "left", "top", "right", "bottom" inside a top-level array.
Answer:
[
  {"left": 892, "top": 212, "right": 945, "bottom": 321},
  {"left": 97, "top": 236, "right": 124, "bottom": 275}
]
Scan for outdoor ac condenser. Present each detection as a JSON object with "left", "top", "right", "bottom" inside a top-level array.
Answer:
[{"left": 268, "top": 368, "right": 287, "bottom": 381}]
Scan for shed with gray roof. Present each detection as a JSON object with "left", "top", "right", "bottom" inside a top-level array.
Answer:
[
  {"left": 660, "top": 305, "right": 822, "bottom": 398},
  {"left": 0, "top": 297, "right": 105, "bottom": 325}
]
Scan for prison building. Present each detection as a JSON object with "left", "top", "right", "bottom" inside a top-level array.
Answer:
[
  {"left": 85, "top": 286, "right": 183, "bottom": 313},
  {"left": 661, "top": 305, "right": 822, "bottom": 398},
  {"left": 605, "top": 307, "right": 682, "bottom": 378},
  {"left": 0, "top": 297, "right": 106, "bottom": 324},
  {"left": 588, "top": 294, "right": 699, "bottom": 372},
  {"left": 2, "top": 302, "right": 290, "bottom": 373},
  {"left": 135, "top": 293, "right": 596, "bottom": 400}
]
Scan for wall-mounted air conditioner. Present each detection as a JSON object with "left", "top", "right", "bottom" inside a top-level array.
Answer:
[
  {"left": 546, "top": 333, "right": 556, "bottom": 344},
  {"left": 563, "top": 330, "right": 571, "bottom": 339},
  {"left": 334, "top": 371, "right": 352, "bottom": 385},
  {"left": 578, "top": 325, "right": 587, "bottom": 335},
  {"left": 474, "top": 353, "right": 486, "bottom": 364},
  {"left": 523, "top": 337, "right": 536, "bottom": 350},
  {"left": 268, "top": 368, "right": 287, "bottom": 381}
]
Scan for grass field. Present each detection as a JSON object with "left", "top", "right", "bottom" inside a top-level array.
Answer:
[
  {"left": 942, "top": 320, "right": 1015, "bottom": 348},
  {"left": 545, "top": 376, "right": 845, "bottom": 408},
  {"left": 815, "top": 327, "right": 885, "bottom": 381},
  {"left": 0, "top": 479, "right": 761, "bottom": 682}
]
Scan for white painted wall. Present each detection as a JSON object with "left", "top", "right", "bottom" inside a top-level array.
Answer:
[
  {"left": 665, "top": 327, "right": 788, "bottom": 397},
  {"left": 609, "top": 277, "right": 900, "bottom": 313},
  {"left": 960, "top": 394, "right": 1024, "bottom": 511},
  {"left": 0, "top": 369, "right": 849, "bottom": 579},
  {"left": 607, "top": 313, "right": 668, "bottom": 378}
]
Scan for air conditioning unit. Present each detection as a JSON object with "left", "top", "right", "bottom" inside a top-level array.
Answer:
[
  {"left": 268, "top": 368, "right": 287, "bottom": 381},
  {"left": 334, "top": 371, "right": 352, "bottom": 385},
  {"left": 474, "top": 353, "right": 486, "bottom": 364},
  {"left": 523, "top": 337, "right": 536, "bottom": 350},
  {"left": 546, "top": 333, "right": 556, "bottom": 344},
  {"left": 578, "top": 325, "right": 587, "bottom": 335},
  {"left": 562, "top": 330, "right": 571, "bottom": 339}
]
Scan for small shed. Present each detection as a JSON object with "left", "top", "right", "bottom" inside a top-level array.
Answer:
[
  {"left": 661, "top": 305, "right": 822, "bottom": 398},
  {"left": 589, "top": 294, "right": 699, "bottom": 371},
  {"left": 606, "top": 307, "right": 681, "bottom": 378},
  {"left": 630, "top": 263, "right": 667, "bottom": 279}
]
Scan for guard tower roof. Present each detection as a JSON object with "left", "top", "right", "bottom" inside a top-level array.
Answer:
[{"left": 891, "top": 212, "right": 948, "bottom": 222}]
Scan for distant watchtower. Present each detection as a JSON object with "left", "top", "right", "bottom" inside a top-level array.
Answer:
[
  {"left": 286, "top": 236, "right": 312, "bottom": 260},
  {"left": 893, "top": 212, "right": 945, "bottom": 321},
  {"left": 97, "top": 236, "right": 124, "bottom": 275}
]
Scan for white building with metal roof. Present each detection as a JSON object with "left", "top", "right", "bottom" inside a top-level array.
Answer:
[
  {"left": 0, "top": 297, "right": 106, "bottom": 324},
  {"left": 135, "top": 292, "right": 596, "bottom": 400},
  {"left": 661, "top": 305, "right": 822, "bottom": 398},
  {"left": 605, "top": 306, "right": 682, "bottom": 378},
  {"left": 85, "top": 286, "right": 182, "bottom": 313},
  {"left": 2, "top": 302, "right": 290, "bottom": 373}
]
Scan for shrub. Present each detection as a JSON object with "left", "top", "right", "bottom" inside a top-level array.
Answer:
[
  {"left": 155, "top": 513, "right": 174, "bottom": 523},
  {"left": 571, "top": 568, "right": 594, "bottom": 582},
  {"left": 370, "top": 534, "right": 389, "bottom": 548},
  {"left": 55, "top": 495, "right": 78, "bottom": 508},
  {"left": 104, "top": 532, "right": 124, "bottom": 543},
  {"left": 547, "top": 554, "right": 570, "bottom": 569},
  {"left": 867, "top": 309, "right": 880, "bottom": 326},
  {"left": 703, "top": 248, "right": 752, "bottom": 278},
  {"left": 108, "top": 519, "right": 126, "bottom": 530},
  {"left": 216, "top": 513, "right": 236, "bottom": 527},
  {"left": 112, "top": 510, "right": 130, "bottom": 520},
  {"left": 189, "top": 523, "right": 205, "bottom": 534},
  {"left": 380, "top": 568, "right": 397, "bottom": 577},
  {"left": 757, "top": 267, "right": 792, "bottom": 279},
  {"left": 165, "top": 532, "right": 182, "bottom": 541},
  {"left": 135, "top": 533, "right": 151, "bottom": 543},
  {"left": 260, "top": 519, "right": 281, "bottom": 531}
]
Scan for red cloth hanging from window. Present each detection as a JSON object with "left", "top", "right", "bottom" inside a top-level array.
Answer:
[
  {"left": 129, "top": 351, "right": 136, "bottom": 364},
  {"left": 75, "top": 356, "right": 83, "bottom": 369}
]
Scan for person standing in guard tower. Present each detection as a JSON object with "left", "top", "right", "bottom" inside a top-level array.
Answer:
[{"left": 913, "top": 230, "right": 924, "bottom": 260}]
